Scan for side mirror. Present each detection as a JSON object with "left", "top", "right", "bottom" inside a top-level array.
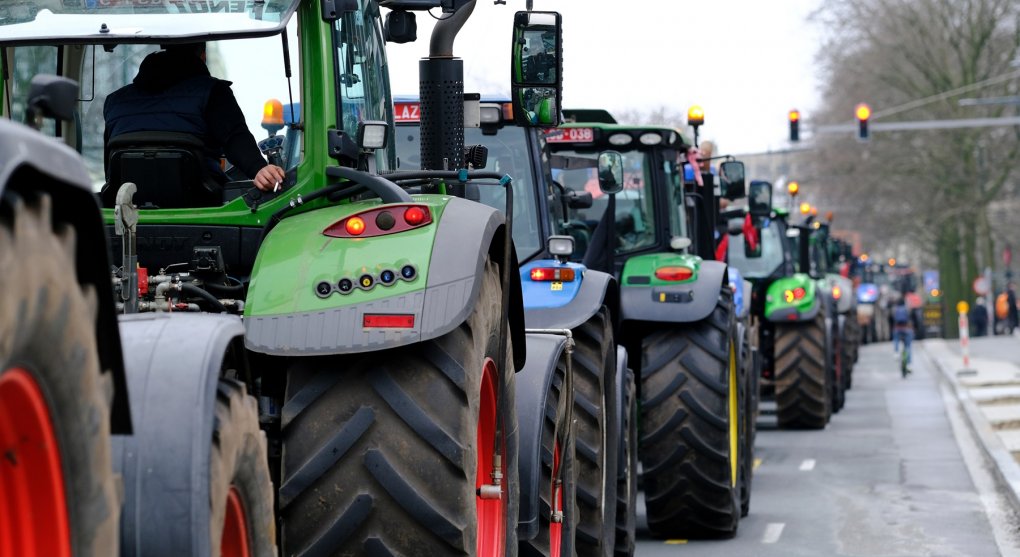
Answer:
[
  {"left": 597, "top": 150, "right": 624, "bottom": 195},
  {"left": 510, "top": 11, "right": 563, "bottom": 127},
  {"left": 748, "top": 180, "right": 772, "bottom": 217},
  {"left": 719, "top": 160, "right": 746, "bottom": 200}
]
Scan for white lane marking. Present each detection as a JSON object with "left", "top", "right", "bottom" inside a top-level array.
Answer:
[
  {"left": 762, "top": 522, "right": 785, "bottom": 544},
  {"left": 799, "top": 458, "right": 816, "bottom": 471}
]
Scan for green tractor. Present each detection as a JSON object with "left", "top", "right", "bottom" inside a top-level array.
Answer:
[
  {"left": 1, "top": 2, "right": 572, "bottom": 556},
  {"left": 723, "top": 182, "right": 846, "bottom": 428},
  {"left": 546, "top": 120, "right": 756, "bottom": 539}
]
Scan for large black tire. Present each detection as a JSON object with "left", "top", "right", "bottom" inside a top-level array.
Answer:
[
  {"left": 638, "top": 288, "right": 741, "bottom": 539},
  {"left": 0, "top": 192, "right": 120, "bottom": 557},
  {"left": 572, "top": 307, "right": 617, "bottom": 556},
  {"left": 612, "top": 369, "right": 637, "bottom": 557},
  {"left": 210, "top": 379, "right": 276, "bottom": 556},
  {"left": 774, "top": 311, "right": 830, "bottom": 429},
  {"left": 830, "top": 328, "right": 846, "bottom": 414},
  {"left": 738, "top": 321, "right": 757, "bottom": 518},
  {"left": 520, "top": 351, "right": 576, "bottom": 557},
  {"left": 279, "top": 258, "right": 519, "bottom": 557}
]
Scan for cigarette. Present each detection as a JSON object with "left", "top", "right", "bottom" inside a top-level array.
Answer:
[{"left": 273, "top": 181, "right": 280, "bottom": 193}]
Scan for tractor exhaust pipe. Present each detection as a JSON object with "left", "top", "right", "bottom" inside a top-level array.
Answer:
[{"left": 419, "top": 0, "right": 476, "bottom": 184}]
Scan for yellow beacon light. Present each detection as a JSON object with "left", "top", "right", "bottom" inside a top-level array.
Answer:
[
  {"left": 787, "top": 181, "right": 800, "bottom": 196},
  {"left": 855, "top": 103, "right": 872, "bottom": 121},
  {"left": 262, "top": 98, "right": 285, "bottom": 134},
  {"left": 687, "top": 105, "right": 705, "bottom": 127},
  {"left": 799, "top": 202, "right": 811, "bottom": 215}
]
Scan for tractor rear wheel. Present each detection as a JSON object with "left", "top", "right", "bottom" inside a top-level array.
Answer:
[
  {"left": 639, "top": 288, "right": 741, "bottom": 539},
  {"left": 520, "top": 352, "right": 576, "bottom": 557},
  {"left": 774, "top": 311, "right": 830, "bottom": 429},
  {"left": 279, "top": 258, "right": 519, "bottom": 557},
  {"left": 572, "top": 307, "right": 616, "bottom": 556},
  {"left": 0, "top": 192, "right": 119, "bottom": 557},
  {"left": 210, "top": 379, "right": 276, "bottom": 557},
  {"left": 613, "top": 369, "right": 637, "bottom": 557}
]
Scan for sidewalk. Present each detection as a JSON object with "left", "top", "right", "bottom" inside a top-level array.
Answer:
[{"left": 921, "top": 336, "right": 1020, "bottom": 512}]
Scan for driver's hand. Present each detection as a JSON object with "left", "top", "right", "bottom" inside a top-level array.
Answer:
[{"left": 254, "top": 164, "right": 287, "bottom": 192}]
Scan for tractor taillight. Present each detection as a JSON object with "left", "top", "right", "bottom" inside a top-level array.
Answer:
[
  {"left": 783, "top": 287, "right": 807, "bottom": 303},
  {"left": 363, "top": 314, "right": 416, "bottom": 328},
  {"left": 404, "top": 206, "right": 428, "bottom": 226},
  {"left": 654, "top": 266, "right": 694, "bottom": 282},
  {"left": 324, "top": 204, "right": 433, "bottom": 238},
  {"left": 345, "top": 217, "right": 366, "bottom": 236},
  {"left": 530, "top": 267, "right": 576, "bottom": 282},
  {"left": 832, "top": 286, "right": 842, "bottom": 300}
]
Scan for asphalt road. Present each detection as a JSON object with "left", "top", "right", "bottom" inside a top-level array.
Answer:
[{"left": 633, "top": 341, "right": 1020, "bottom": 556}]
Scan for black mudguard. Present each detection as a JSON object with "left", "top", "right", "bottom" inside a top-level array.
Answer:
[
  {"left": 515, "top": 332, "right": 569, "bottom": 540},
  {"left": 524, "top": 270, "right": 619, "bottom": 332},
  {"left": 620, "top": 259, "right": 728, "bottom": 324},
  {"left": 0, "top": 119, "right": 131, "bottom": 433},
  {"left": 111, "top": 313, "right": 246, "bottom": 556}
]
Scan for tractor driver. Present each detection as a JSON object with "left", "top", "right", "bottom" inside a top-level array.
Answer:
[{"left": 104, "top": 43, "right": 285, "bottom": 195}]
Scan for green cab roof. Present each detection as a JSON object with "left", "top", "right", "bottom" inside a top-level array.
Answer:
[{"left": 0, "top": 0, "right": 298, "bottom": 46}]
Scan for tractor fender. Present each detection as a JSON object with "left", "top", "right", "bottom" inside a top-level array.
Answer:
[
  {"left": 620, "top": 259, "right": 728, "bottom": 324},
  {"left": 111, "top": 313, "right": 246, "bottom": 556},
  {"left": 244, "top": 196, "right": 527, "bottom": 370},
  {"left": 427, "top": 197, "right": 526, "bottom": 370},
  {"left": 614, "top": 345, "right": 630, "bottom": 480},
  {"left": 515, "top": 333, "right": 569, "bottom": 540},
  {"left": 524, "top": 269, "right": 619, "bottom": 331},
  {"left": 727, "top": 268, "right": 751, "bottom": 320},
  {"left": 0, "top": 119, "right": 131, "bottom": 434}
]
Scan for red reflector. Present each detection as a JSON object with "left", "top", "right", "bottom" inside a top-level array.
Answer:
[
  {"left": 654, "top": 266, "right": 694, "bottom": 282},
  {"left": 793, "top": 287, "right": 806, "bottom": 300},
  {"left": 363, "top": 314, "right": 415, "bottom": 328},
  {"left": 345, "top": 216, "right": 366, "bottom": 236},
  {"left": 404, "top": 206, "right": 428, "bottom": 225},
  {"left": 530, "top": 267, "right": 576, "bottom": 282}
]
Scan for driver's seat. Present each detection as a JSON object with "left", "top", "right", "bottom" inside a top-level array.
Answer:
[{"left": 102, "top": 131, "right": 222, "bottom": 209}]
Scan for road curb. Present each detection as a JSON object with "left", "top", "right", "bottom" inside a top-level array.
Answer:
[{"left": 920, "top": 340, "right": 1020, "bottom": 515}]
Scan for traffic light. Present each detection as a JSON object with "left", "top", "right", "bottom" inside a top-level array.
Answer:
[
  {"left": 855, "top": 103, "right": 871, "bottom": 141},
  {"left": 788, "top": 109, "right": 800, "bottom": 142}
]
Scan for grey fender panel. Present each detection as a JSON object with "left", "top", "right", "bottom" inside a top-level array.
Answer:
[
  {"left": 524, "top": 270, "right": 616, "bottom": 330},
  {"left": 766, "top": 298, "right": 821, "bottom": 323},
  {"left": 111, "top": 313, "right": 245, "bottom": 556},
  {"left": 614, "top": 345, "right": 630, "bottom": 480},
  {"left": 620, "top": 259, "right": 728, "bottom": 324},
  {"left": 515, "top": 333, "right": 569, "bottom": 540},
  {"left": 0, "top": 119, "right": 92, "bottom": 195}
]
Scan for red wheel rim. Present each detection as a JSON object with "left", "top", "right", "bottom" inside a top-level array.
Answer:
[
  {"left": 476, "top": 358, "right": 506, "bottom": 556},
  {"left": 0, "top": 368, "right": 71, "bottom": 557},
  {"left": 221, "top": 486, "right": 251, "bottom": 557},
  {"left": 549, "top": 440, "right": 563, "bottom": 557}
]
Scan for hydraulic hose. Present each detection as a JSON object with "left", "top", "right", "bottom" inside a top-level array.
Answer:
[{"left": 179, "top": 283, "right": 227, "bottom": 313}]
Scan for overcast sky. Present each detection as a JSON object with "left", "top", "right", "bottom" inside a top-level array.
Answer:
[{"left": 386, "top": 0, "right": 825, "bottom": 155}]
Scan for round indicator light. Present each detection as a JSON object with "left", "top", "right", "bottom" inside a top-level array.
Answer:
[
  {"left": 315, "top": 281, "right": 333, "bottom": 298},
  {"left": 359, "top": 274, "right": 374, "bottom": 289},
  {"left": 338, "top": 278, "right": 354, "bottom": 293},
  {"left": 345, "top": 216, "right": 366, "bottom": 235},
  {"left": 401, "top": 265, "right": 417, "bottom": 280},
  {"left": 404, "top": 206, "right": 427, "bottom": 225},
  {"left": 380, "top": 269, "right": 396, "bottom": 284},
  {"left": 376, "top": 211, "right": 396, "bottom": 230}
]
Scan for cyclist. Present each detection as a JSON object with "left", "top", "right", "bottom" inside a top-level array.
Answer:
[{"left": 892, "top": 299, "right": 913, "bottom": 376}]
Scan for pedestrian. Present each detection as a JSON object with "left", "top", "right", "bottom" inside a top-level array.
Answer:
[{"left": 971, "top": 296, "right": 989, "bottom": 337}]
